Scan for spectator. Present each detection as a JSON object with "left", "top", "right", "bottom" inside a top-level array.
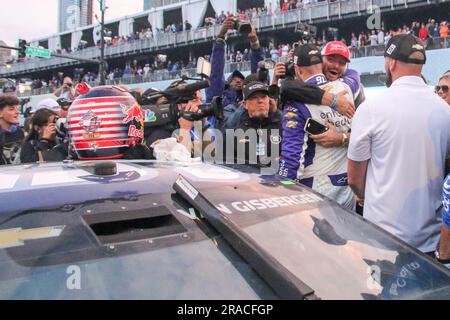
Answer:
[
  {"left": 54, "top": 77, "right": 75, "bottom": 100},
  {"left": 350, "top": 33, "right": 358, "bottom": 47},
  {"left": 433, "top": 22, "right": 440, "bottom": 38},
  {"left": 0, "top": 95, "right": 24, "bottom": 165},
  {"left": 282, "top": 0, "right": 288, "bottom": 13},
  {"left": 348, "top": 34, "right": 450, "bottom": 254},
  {"left": 185, "top": 20, "right": 192, "bottom": 31},
  {"left": 20, "top": 108, "right": 61, "bottom": 163},
  {"left": 412, "top": 21, "right": 420, "bottom": 37},
  {"left": 436, "top": 72, "right": 450, "bottom": 106},
  {"left": 143, "top": 64, "right": 151, "bottom": 76},
  {"left": 369, "top": 30, "right": 378, "bottom": 46},
  {"left": 377, "top": 29, "right": 385, "bottom": 45},
  {"left": 419, "top": 23, "right": 428, "bottom": 40},
  {"left": 440, "top": 21, "right": 449, "bottom": 38},
  {"left": 358, "top": 31, "right": 367, "bottom": 46}
]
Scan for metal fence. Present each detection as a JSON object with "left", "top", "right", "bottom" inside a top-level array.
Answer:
[{"left": 349, "top": 36, "right": 450, "bottom": 58}]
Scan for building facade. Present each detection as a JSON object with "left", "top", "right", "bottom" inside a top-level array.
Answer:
[
  {"left": 58, "top": 0, "right": 94, "bottom": 33},
  {"left": 0, "top": 41, "right": 12, "bottom": 66}
]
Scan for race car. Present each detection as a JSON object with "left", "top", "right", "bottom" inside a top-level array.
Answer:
[{"left": 0, "top": 160, "right": 449, "bottom": 300}]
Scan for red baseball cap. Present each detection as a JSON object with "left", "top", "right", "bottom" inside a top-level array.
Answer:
[{"left": 321, "top": 41, "right": 351, "bottom": 62}]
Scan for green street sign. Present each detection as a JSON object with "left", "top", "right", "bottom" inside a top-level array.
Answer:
[{"left": 25, "top": 47, "right": 51, "bottom": 58}]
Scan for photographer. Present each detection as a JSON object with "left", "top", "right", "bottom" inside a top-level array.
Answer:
[
  {"left": 20, "top": 108, "right": 64, "bottom": 163},
  {"left": 0, "top": 95, "right": 25, "bottom": 165},
  {"left": 53, "top": 77, "right": 76, "bottom": 100},
  {"left": 205, "top": 18, "right": 264, "bottom": 122},
  {"left": 144, "top": 81, "right": 204, "bottom": 157},
  {"left": 220, "top": 75, "right": 282, "bottom": 166}
]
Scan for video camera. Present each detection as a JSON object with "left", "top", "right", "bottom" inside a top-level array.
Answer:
[
  {"left": 295, "top": 23, "right": 317, "bottom": 41},
  {"left": 138, "top": 58, "right": 224, "bottom": 130},
  {"left": 231, "top": 17, "right": 252, "bottom": 35}
]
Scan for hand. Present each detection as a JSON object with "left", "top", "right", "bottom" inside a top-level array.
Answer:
[
  {"left": 269, "top": 98, "right": 278, "bottom": 113},
  {"left": 287, "top": 49, "right": 295, "bottom": 61},
  {"left": 218, "top": 18, "right": 235, "bottom": 38},
  {"left": 310, "top": 122, "right": 343, "bottom": 148},
  {"left": 356, "top": 196, "right": 365, "bottom": 206},
  {"left": 178, "top": 99, "right": 201, "bottom": 130},
  {"left": 41, "top": 123, "right": 56, "bottom": 140},
  {"left": 335, "top": 91, "right": 355, "bottom": 118},
  {"left": 273, "top": 62, "right": 286, "bottom": 81}
]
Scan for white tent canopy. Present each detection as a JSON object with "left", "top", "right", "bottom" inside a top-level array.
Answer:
[
  {"left": 93, "top": 24, "right": 102, "bottom": 45},
  {"left": 119, "top": 18, "right": 135, "bottom": 37},
  {"left": 71, "top": 30, "right": 83, "bottom": 52},
  {"left": 148, "top": 10, "right": 163, "bottom": 37},
  {"left": 182, "top": 0, "right": 209, "bottom": 30},
  {"left": 209, "top": 0, "right": 237, "bottom": 15},
  {"left": 48, "top": 36, "right": 61, "bottom": 53}
]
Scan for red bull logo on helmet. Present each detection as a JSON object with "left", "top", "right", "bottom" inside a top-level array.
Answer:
[
  {"left": 122, "top": 102, "right": 144, "bottom": 125},
  {"left": 128, "top": 125, "right": 144, "bottom": 140}
]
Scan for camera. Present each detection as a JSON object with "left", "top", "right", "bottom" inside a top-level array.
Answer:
[
  {"left": 278, "top": 62, "right": 296, "bottom": 80},
  {"left": 295, "top": 23, "right": 317, "bottom": 41},
  {"left": 20, "top": 97, "right": 30, "bottom": 106},
  {"left": 138, "top": 57, "right": 220, "bottom": 131},
  {"left": 231, "top": 18, "right": 252, "bottom": 35},
  {"left": 57, "top": 97, "right": 73, "bottom": 110},
  {"left": 141, "top": 96, "right": 223, "bottom": 130}
]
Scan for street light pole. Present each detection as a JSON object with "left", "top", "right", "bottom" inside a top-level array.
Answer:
[{"left": 99, "top": 0, "right": 106, "bottom": 85}]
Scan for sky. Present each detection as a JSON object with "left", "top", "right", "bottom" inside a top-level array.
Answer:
[{"left": 0, "top": 0, "right": 143, "bottom": 46}]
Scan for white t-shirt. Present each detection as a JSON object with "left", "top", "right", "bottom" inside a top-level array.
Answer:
[{"left": 348, "top": 76, "right": 450, "bottom": 252}]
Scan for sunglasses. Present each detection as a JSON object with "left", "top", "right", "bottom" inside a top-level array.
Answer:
[
  {"left": 64, "top": 83, "right": 73, "bottom": 87},
  {"left": 436, "top": 85, "right": 449, "bottom": 93}
]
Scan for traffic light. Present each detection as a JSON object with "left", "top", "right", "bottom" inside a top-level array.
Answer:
[{"left": 18, "top": 39, "right": 27, "bottom": 59}]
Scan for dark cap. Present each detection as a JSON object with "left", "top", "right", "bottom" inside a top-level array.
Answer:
[
  {"left": 230, "top": 70, "right": 245, "bottom": 80},
  {"left": 293, "top": 44, "right": 322, "bottom": 67},
  {"left": 384, "top": 34, "right": 426, "bottom": 65},
  {"left": 243, "top": 81, "right": 269, "bottom": 100}
]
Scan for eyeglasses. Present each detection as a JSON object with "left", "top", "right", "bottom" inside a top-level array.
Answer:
[
  {"left": 436, "top": 85, "right": 449, "bottom": 93},
  {"left": 64, "top": 83, "right": 73, "bottom": 87}
]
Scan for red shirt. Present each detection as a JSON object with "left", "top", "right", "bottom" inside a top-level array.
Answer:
[{"left": 419, "top": 27, "right": 428, "bottom": 40}]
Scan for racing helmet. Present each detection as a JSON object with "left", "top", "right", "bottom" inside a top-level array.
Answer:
[{"left": 67, "top": 85, "right": 145, "bottom": 160}]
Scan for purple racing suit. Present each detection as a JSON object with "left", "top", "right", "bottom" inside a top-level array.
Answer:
[{"left": 278, "top": 74, "right": 355, "bottom": 209}]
